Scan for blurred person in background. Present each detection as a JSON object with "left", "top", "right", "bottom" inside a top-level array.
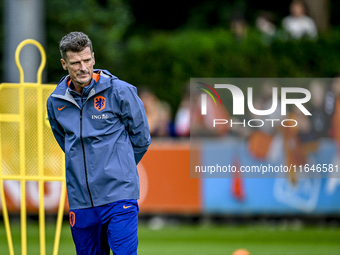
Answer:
[
  {"left": 230, "top": 15, "right": 248, "bottom": 41},
  {"left": 280, "top": 80, "right": 336, "bottom": 184},
  {"left": 329, "top": 76, "right": 340, "bottom": 151},
  {"left": 280, "top": 81, "right": 331, "bottom": 184},
  {"left": 281, "top": 105, "right": 310, "bottom": 184},
  {"left": 139, "top": 87, "right": 172, "bottom": 137},
  {"left": 255, "top": 11, "right": 277, "bottom": 44},
  {"left": 309, "top": 80, "right": 333, "bottom": 139},
  {"left": 282, "top": 0, "right": 318, "bottom": 40},
  {"left": 47, "top": 31, "right": 151, "bottom": 255},
  {"left": 327, "top": 76, "right": 340, "bottom": 178},
  {"left": 256, "top": 11, "right": 276, "bottom": 37},
  {"left": 247, "top": 81, "right": 282, "bottom": 160},
  {"left": 189, "top": 85, "right": 230, "bottom": 137},
  {"left": 174, "top": 84, "right": 190, "bottom": 137}
]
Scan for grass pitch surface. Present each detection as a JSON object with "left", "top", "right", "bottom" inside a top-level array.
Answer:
[{"left": 0, "top": 219, "right": 339, "bottom": 255}]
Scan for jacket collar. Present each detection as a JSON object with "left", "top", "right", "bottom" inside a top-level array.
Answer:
[{"left": 52, "top": 69, "right": 117, "bottom": 96}]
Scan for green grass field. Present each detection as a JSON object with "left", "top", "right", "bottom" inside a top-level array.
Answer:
[{"left": 0, "top": 219, "right": 340, "bottom": 255}]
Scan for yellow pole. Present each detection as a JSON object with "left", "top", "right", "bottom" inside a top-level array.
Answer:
[
  {"left": 53, "top": 180, "right": 66, "bottom": 255},
  {"left": 19, "top": 85, "right": 27, "bottom": 255},
  {"left": 0, "top": 97, "right": 12, "bottom": 254},
  {"left": 0, "top": 180, "right": 15, "bottom": 255},
  {"left": 37, "top": 86, "right": 46, "bottom": 255}
]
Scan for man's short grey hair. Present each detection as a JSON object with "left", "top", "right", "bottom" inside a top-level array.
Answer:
[{"left": 59, "top": 31, "right": 93, "bottom": 60}]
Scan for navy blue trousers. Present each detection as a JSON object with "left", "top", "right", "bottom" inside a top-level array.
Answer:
[{"left": 69, "top": 199, "right": 139, "bottom": 255}]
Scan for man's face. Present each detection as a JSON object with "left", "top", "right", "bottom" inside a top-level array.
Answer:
[
  {"left": 291, "top": 2, "right": 305, "bottom": 17},
  {"left": 61, "top": 47, "right": 95, "bottom": 92}
]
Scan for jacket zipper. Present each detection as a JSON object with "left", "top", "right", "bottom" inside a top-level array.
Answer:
[
  {"left": 80, "top": 109, "right": 94, "bottom": 207},
  {"left": 53, "top": 86, "right": 111, "bottom": 207}
]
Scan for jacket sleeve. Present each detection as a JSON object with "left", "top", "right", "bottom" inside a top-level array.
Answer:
[
  {"left": 118, "top": 83, "right": 151, "bottom": 165},
  {"left": 47, "top": 97, "right": 66, "bottom": 152}
]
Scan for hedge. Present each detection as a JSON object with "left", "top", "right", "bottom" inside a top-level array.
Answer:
[{"left": 113, "top": 28, "right": 340, "bottom": 113}]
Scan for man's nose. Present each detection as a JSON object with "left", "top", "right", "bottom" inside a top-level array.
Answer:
[{"left": 80, "top": 61, "right": 86, "bottom": 71}]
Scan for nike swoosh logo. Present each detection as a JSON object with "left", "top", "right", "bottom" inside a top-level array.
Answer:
[
  {"left": 58, "top": 105, "right": 66, "bottom": 111},
  {"left": 123, "top": 205, "right": 132, "bottom": 209}
]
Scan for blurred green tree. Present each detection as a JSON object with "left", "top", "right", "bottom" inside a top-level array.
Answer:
[{"left": 46, "top": 0, "right": 133, "bottom": 83}]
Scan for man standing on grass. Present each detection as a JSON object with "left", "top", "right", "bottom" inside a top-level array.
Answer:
[{"left": 47, "top": 31, "right": 151, "bottom": 255}]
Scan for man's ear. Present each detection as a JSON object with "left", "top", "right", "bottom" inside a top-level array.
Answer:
[
  {"left": 61, "top": 58, "right": 67, "bottom": 70},
  {"left": 92, "top": 52, "right": 95, "bottom": 66}
]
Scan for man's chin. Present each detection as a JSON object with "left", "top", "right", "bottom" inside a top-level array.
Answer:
[{"left": 76, "top": 78, "right": 92, "bottom": 87}]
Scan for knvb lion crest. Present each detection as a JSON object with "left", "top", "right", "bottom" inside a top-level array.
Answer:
[
  {"left": 69, "top": 211, "right": 75, "bottom": 227},
  {"left": 94, "top": 96, "right": 106, "bottom": 111}
]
